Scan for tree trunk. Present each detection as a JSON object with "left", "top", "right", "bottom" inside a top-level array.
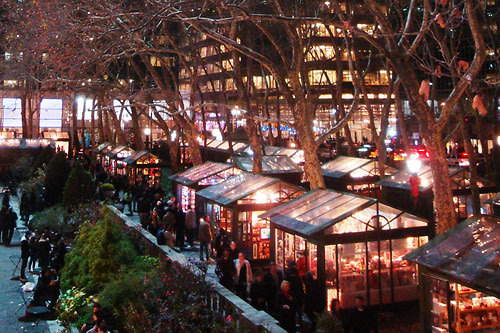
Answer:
[
  {"left": 90, "top": 100, "right": 96, "bottom": 148},
  {"left": 174, "top": 115, "right": 203, "bottom": 166},
  {"left": 246, "top": 116, "right": 263, "bottom": 174},
  {"left": 424, "top": 130, "right": 457, "bottom": 233},
  {"left": 21, "top": 93, "right": 29, "bottom": 138},
  {"left": 130, "top": 105, "right": 145, "bottom": 151},
  {"left": 107, "top": 107, "right": 127, "bottom": 145}
]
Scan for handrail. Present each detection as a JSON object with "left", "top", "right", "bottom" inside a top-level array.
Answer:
[{"left": 107, "top": 205, "right": 287, "bottom": 333}]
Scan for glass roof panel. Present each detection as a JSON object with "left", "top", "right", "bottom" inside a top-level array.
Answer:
[
  {"left": 233, "top": 142, "right": 249, "bottom": 154},
  {"left": 262, "top": 189, "right": 376, "bottom": 237},
  {"left": 217, "top": 141, "right": 231, "bottom": 151},
  {"left": 233, "top": 155, "right": 302, "bottom": 173},
  {"left": 264, "top": 146, "right": 282, "bottom": 155},
  {"left": 322, "top": 156, "right": 372, "bottom": 179},
  {"left": 108, "top": 145, "right": 127, "bottom": 155},
  {"left": 196, "top": 173, "right": 278, "bottom": 205},
  {"left": 404, "top": 216, "right": 500, "bottom": 297},
  {"left": 170, "top": 161, "right": 232, "bottom": 186},
  {"left": 207, "top": 139, "right": 224, "bottom": 148}
]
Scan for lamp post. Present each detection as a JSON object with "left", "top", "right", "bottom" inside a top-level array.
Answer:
[{"left": 144, "top": 127, "right": 151, "bottom": 150}]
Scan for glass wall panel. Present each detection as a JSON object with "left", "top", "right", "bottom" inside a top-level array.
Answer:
[
  {"left": 325, "top": 245, "right": 338, "bottom": 308},
  {"left": 338, "top": 242, "right": 366, "bottom": 308},
  {"left": 275, "top": 229, "right": 284, "bottom": 271}
]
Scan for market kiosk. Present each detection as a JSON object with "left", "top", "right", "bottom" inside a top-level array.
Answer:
[
  {"left": 261, "top": 188, "right": 431, "bottom": 309},
  {"left": 169, "top": 161, "right": 240, "bottom": 212},
  {"left": 322, "top": 156, "right": 397, "bottom": 197},
  {"left": 484, "top": 193, "right": 500, "bottom": 216},
  {"left": 201, "top": 139, "right": 249, "bottom": 162},
  {"left": 123, "top": 150, "right": 162, "bottom": 186},
  {"left": 232, "top": 155, "right": 303, "bottom": 185},
  {"left": 404, "top": 215, "right": 500, "bottom": 333},
  {"left": 196, "top": 173, "right": 304, "bottom": 262},
  {"left": 104, "top": 145, "right": 134, "bottom": 175},
  {"left": 378, "top": 165, "right": 496, "bottom": 221}
]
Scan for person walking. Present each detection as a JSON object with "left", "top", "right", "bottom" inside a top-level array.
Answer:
[
  {"left": 286, "top": 261, "right": 305, "bottom": 329},
  {"left": 263, "top": 261, "right": 284, "bottom": 315},
  {"left": 250, "top": 270, "right": 267, "bottom": 311},
  {"left": 5, "top": 206, "right": 18, "bottom": 246},
  {"left": 20, "top": 230, "right": 32, "bottom": 283},
  {"left": 185, "top": 205, "right": 197, "bottom": 247},
  {"left": 277, "top": 280, "right": 296, "bottom": 333},
  {"left": 198, "top": 218, "right": 212, "bottom": 261},
  {"left": 234, "top": 252, "right": 252, "bottom": 301},
  {"left": 0, "top": 205, "right": 6, "bottom": 245},
  {"left": 137, "top": 194, "right": 150, "bottom": 229},
  {"left": 350, "top": 296, "right": 378, "bottom": 333},
  {"left": 303, "top": 271, "right": 325, "bottom": 331},
  {"left": 216, "top": 249, "right": 235, "bottom": 290},
  {"left": 174, "top": 203, "right": 185, "bottom": 249}
]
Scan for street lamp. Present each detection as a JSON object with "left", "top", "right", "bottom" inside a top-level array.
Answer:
[{"left": 144, "top": 127, "right": 151, "bottom": 150}]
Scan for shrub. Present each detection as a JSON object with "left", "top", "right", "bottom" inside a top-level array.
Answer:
[
  {"left": 32, "top": 145, "right": 55, "bottom": 175},
  {"left": 44, "top": 152, "right": 71, "bottom": 205},
  {"left": 63, "top": 162, "right": 94, "bottom": 207}
]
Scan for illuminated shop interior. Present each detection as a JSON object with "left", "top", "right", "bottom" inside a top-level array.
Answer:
[
  {"left": 261, "top": 189, "right": 431, "bottom": 309},
  {"left": 196, "top": 173, "right": 304, "bottom": 262},
  {"left": 321, "top": 156, "right": 397, "bottom": 195},
  {"left": 123, "top": 150, "right": 162, "bottom": 186},
  {"left": 405, "top": 216, "right": 500, "bottom": 333},
  {"left": 169, "top": 161, "right": 240, "bottom": 211},
  {"left": 105, "top": 145, "right": 134, "bottom": 175}
]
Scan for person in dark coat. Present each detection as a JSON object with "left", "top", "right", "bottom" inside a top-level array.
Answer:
[
  {"left": 28, "top": 230, "right": 39, "bottom": 272},
  {"left": 263, "top": 261, "right": 283, "bottom": 315},
  {"left": 38, "top": 233, "right": 51, "bottom": 269},
  {"left": 277, "top": 280, "right": 296, "bottom": 333},
  {"left": 303, "top": 271, "right": 325, "bottom": 331},
  {"left": 331, "top": 298, "right": 350, "bottom": 333},
  {"left": 20, "top": 230, "right": 32, "bottom": 282},
  {"left": 216, "top": 249, "right": 235, "bottom": 290},
  {"left": 285, "top": 261, "right": 304, "bottom": 328},
  {"left": 350, "top": 296, "right": 378, "bottom": 333},
  {"left": 137, "top": 194, "right": 151, "bottom": 229},
  {"left": 174, "top": 203, "right": 185, "bottom": 248},
  {"left": 250, "top": 270, "right": 267, "bottom": 311},
  {"left": 5, "top": 207, "right": 18, "bottom": 245}
]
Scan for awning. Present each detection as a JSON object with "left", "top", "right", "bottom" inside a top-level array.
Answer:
[
  {"left": 404, "top": 216, "right": 500, "bottom": 298},
  {"left": 196, "top": 173, "right": 280, "bottom": 206},
  {"left": 169, "top": 161, "right": 233, "bottom": 186},
  {"left": 233, "top": 155, "right": 302, "bottom": 174}
]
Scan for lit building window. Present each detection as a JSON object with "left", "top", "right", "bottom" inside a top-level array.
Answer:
[{"left": 308, "top": 70, "right": 336, "bottom": 85}]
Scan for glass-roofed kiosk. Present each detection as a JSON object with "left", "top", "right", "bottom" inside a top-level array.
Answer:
[
  {"left": 404, "top": 216, "right": 500, "bottom": 333},
  {"left": 196, "top": 173, "right": 304, "bottom": 263},
  {"left": 123, "top": 151, "right": 162, "bottom": 186},
  {"left": 378, "top": 165, "right": 496, "bottom": 221},
  {"left": 233, "top": 155, "right": 303, "bottom": 185},
  {"left": 260, "top": 189, "right": 432, "bottom": 308},
  {"left": 321, "top": 156, "right": 397, "bottom": 196},
  {"left": 169, "top": 161, "right": 240, "bottom": 213}
]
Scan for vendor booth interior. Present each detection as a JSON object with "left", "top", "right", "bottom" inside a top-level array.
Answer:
[
  {"left": 169, "top": 161, "right": 240, "bottom": 213},
  {"left": 321, "top": 156, "right": 397, "bottom": 197},
  {"left": 260, "top": 188, "right": 432, "bottom": 309},
  {"left": 104, "top": 145, "right": 134, "bottom": 175},
  {"left": 404, "top": 215, "right": 500, "bottom": 333},
  {"left": 196, "top": 172, "right": 305, "bottom": 262}
]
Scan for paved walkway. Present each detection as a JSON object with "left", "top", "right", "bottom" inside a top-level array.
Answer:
[{"left": 0, "top": 188, "right": 65, "bottom": 333}]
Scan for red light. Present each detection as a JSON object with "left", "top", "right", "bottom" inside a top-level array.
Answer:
[
  {"left": 425, "top": 152, "right": 429, "bottom": 158},
  {"left": 461, "top": 152, "right": 468, "bottom": 157}
]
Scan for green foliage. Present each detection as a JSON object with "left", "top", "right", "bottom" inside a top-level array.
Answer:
[
  {"left": 60, "top": 207, "right": 137, "bottom": 294},
  {"left": 44, "top": 151, "right": 71, "bottom": 205},
  {"left": 28, "top": 203, "right": 101, "bottom": 236},
  {"left": 58, "top": 287, "right": 93, "bottom": 328},
  {"left": 315, "top": 311, "right": 344, "bottom": 333},
  {"left": 19, "top": 167, "right": 46, "bottom": 198},
  {"left": 63, "top": 162, "right": 94, "bottom": 207},
  {"left": 32, "top": 145, "right": 55, "bottom": 175},
  {"left": 11, "top": 155, "right": 33, "bottom": 183},
  {"left": 99, "top": 183, "right": 115, "bottom": 192}
]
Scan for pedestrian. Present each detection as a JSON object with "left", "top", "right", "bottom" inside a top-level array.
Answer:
[
  {"left": 122, "top": 189, "right": 133, "bottom": 216},
  {"left": 198, "top": 218, "right": 212, "bottom": 261},
  {"left": 303, "top": 271, "right": 325, "bottom": 331},
  {"left": 214, "top": 228, "right": 229, "bottom": 259},
  {"left": 185, "top": 205, "right": 197, "bottom": 247},
  {"left": 174, "top": 203, "right": 185, "bottom": 248},
  {"left": 20, "top": 230, "right": 32, "bottom": 283},
  {"left": 234, "top": 252, "right": 252, "bottom": 301},
  {"left": 137, "top": 194, "right": 150, "bottom": 229},
  {"left": 277, "top": 280, "right": 296, "bottom": 333},
  {"left": 38, "top": 233, "right": 51, "bottom": 269},
  {"left": 28, "top": 230, "right": 39, "bottom": 272},
  {"left": 250, "top": 270, "right": 267, "bottom": 311},
  {"left": 350, "top": 296, "right": 378, "bottom": 333},
  {"left": 149, "top": 209, "right": 161, "bottom": 235},
  {"left": 5, "top": 206, "right": 17, "bottom": 246},
  {"left": 285, "top": 261, "right": 304, "bottom": 329},
  {"left": 331, "top": 298, "right": 350, "bottom": 332},
  {"left": 162, "top": 204, "right": 176, "bottom": 232},
  {"left": 263, "top": 261, "right": 284, "bottom": 315},
  {"left": 2, "top": 189, "right": 10, "bottom": 208},
  {"left": 228, "top": 241, "right": 239, "bottom": 261},
  {"left": 20, "top": 189, "right": 29, "bottom": 222},
  {"left": 216, "top": 249, "right": 235, "bottom": 290}
]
